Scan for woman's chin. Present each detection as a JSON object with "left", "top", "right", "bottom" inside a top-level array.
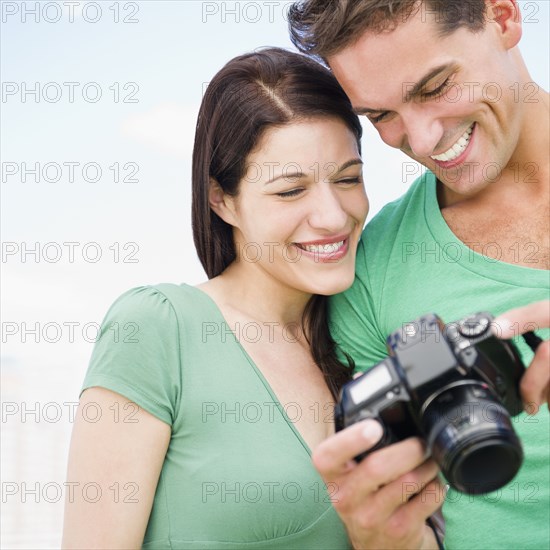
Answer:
[{"left": 304, "top": 271, "right": 355, "bottom": 297}]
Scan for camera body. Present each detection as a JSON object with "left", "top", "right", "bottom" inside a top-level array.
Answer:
[{"left": 335, "top": 312, "right": 526, "bottom": 494}]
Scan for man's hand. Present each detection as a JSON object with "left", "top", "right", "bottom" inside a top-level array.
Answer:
[
  {"left": 494, "top": 300, "right": 550, "bottom": 411},
  {"left": 312, "top": 419, "right": 444, "bottom": 549}
]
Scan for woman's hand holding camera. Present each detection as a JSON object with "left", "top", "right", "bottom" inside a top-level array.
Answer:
[{"left": 312, "top": 419, "right": 444, "bottom": 549}]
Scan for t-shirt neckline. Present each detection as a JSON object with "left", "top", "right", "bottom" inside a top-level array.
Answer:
[
  {"left": 183, "top": 283, "right": 313, "bottom": 457},
  {"left": 423, "top": 172, "right": 549, "bottom": 287}
]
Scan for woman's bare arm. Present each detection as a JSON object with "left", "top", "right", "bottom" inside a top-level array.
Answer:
[{"left": 62, "top": 386, "right": 171, "bottom": 549}]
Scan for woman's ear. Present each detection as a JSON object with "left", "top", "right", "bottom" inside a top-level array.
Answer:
[{"left": 209, "top": 178, "right": 238, "bottom": 226}]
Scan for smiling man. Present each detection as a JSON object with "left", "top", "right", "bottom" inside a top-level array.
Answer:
[{"left": 289, "top": 1, "right": 549, "bottom": 549}]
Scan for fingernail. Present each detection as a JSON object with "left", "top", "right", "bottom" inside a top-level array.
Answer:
[
  {"left": 362, "top": 420, "right": 383, "bottom": 443},
  {"left": 492, "top": 318, "right": 512, "bottom": 338}
]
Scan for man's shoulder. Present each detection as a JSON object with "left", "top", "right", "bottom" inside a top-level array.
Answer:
[
  {"left": 362, "top": 171, "right": 434, "bottom": 250},
  {"left": 352, "top": 172, "right": 435, "bottom": 294}
]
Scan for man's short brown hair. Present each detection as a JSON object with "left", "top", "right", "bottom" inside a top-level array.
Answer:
[{"left": 288, "top": 0, "right": 487, "bottom": 62}]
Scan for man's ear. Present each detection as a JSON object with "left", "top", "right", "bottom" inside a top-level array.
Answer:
[
  {"left": 209, "top": 178, "right": 238, "bottom": 226},
  {"left": 486, "top": 0, "right": 522, "bottom": 49}
]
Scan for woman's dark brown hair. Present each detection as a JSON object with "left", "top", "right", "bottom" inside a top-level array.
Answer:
[{"left": 191, "top": 47, "right": 362, "bottom": 398}]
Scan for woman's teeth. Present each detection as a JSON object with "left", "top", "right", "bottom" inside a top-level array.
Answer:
[
  {"left": 299, "top": 240, "right": 344, "bottom": 253},
  {"left": 431, "top": 124, "right": 474, "bottom": 162}
]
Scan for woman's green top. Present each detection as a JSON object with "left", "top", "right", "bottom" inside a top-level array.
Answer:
[{"left": 82, "top": 283, "right": 351, "bottom": 549}]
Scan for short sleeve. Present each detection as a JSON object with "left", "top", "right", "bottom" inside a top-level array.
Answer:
[
  {"left": 81, "top": 286, "right": 182, "bottom": 426},
  {"left": 329, "top": 237, "right": 388, "bottom": 374}
]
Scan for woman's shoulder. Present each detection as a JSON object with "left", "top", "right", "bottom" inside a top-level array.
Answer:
[
  {"left": 105, "top": 283, "right": 206, "bottom": 322},
  {"left": 101, "top": 283, "right": 220, "bottom": 350},
  {"left": 82, "top": 284, "right": 202, "bottom": 426},
  {"left": 91, "top": 284, "right": 204, "bottom": 356}
]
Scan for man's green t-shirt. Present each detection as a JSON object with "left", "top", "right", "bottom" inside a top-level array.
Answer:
[{"left": 329, "top": 171, "right": 549, "bottom": 549}]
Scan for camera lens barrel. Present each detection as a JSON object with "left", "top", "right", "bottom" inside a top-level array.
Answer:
[
  {"left": 336, "top": 311, "right": 526, "bottom": 495},
  {"left": 422, "top": 381, "right": 523, "bottom": 494}
]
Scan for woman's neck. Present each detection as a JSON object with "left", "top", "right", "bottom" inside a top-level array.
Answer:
[{"left": 197, "top": 261, "right": 312, "bottom": 328}]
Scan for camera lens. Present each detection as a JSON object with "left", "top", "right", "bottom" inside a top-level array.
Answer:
[{"left": 422, "top": 381, "right": 523, "bottom": 495}]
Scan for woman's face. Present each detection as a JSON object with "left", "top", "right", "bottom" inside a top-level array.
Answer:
[{"left": 220, "top": 117, "right": 369, "bottom": 297}]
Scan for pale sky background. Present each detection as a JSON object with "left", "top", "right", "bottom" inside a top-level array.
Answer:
[{"left": 1, "top": 1, "right": 549, "bottom": 547}]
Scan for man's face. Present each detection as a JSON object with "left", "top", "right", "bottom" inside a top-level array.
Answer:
[{"left": 328, "top": 4, "right": 523, "bottom": 203}]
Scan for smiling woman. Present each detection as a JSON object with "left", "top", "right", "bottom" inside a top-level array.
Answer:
[
  {"left": 61, "top": 48, "right": 369, "bottom": 549},
  {"left": 207, "top": 118, "right": 366, "bottom": 298}
]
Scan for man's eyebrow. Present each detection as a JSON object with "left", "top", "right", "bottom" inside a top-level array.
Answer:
[
  {"left": 353, "top": 106, "right": 380, "bottom": 116},
  {"left": 352, "top": 64, "right": 453, "bottom": 115},
  {"left": 403, "top": 64, "right": 452, "bottom": 102},
  {"left": 264, "top": 158, "right": 363, "bottom": 185}
]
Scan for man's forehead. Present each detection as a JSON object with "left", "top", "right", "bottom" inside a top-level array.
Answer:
[
  {"left": 327, "top": 15, "right": 465, "bottom": 108},
  {"left": 329, "top": 7, "right": 448, "bottom": 64}
]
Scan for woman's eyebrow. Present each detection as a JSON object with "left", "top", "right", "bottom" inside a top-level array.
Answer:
[
  {"left": 334, "top": 158, "right": 363, "bottom": 174},
  {"left": 263, "top": 158, "right": 363, "bottom": 185}
]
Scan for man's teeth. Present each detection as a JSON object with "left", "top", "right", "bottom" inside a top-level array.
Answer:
[
  {"left": 301, "top": 240, "right": 344, "bottom": 253},
  {"left": 431, "top": 124, "right": 474, "bottom": 162}
]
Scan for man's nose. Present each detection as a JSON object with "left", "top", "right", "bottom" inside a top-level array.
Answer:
[
  {"left": 402, "top": 106, "right": 447, "bottom": 159},
  {"left": 380, "top": 107, "right": 445, "bottom": 159},
  {"left": 402, "top": 108, "right": 446, "bottom": 159}
]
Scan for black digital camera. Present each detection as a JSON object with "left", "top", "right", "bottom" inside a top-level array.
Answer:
[{"left": 335, "top": 312, "right": 526, "bottom": 495}]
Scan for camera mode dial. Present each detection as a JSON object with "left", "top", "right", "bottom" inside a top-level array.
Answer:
[{"left": 457, "top": 314, "right": 490, "bottom": 338}]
